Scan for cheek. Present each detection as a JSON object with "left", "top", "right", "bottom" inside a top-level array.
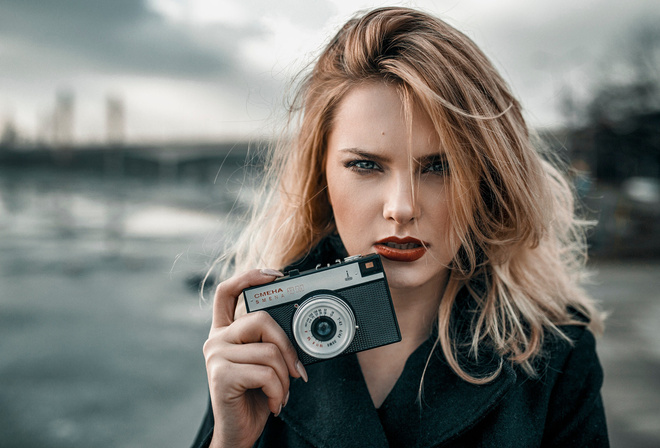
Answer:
[
  {"left": 327, "top": 175, "right": 380, "bottom": 246},
  {"left": 421, "top": 189, "right": 459, "bottom": 252},
  {"left": 433, "top": 201, "right": 453, "bottom": 239},
  {"left": 328, "top": 180, "right": 365, "bottom": 226}
]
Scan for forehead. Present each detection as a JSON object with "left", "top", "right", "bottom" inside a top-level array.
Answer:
[{"left": 328, "top": 82, "right": 441, "bottom": 157}]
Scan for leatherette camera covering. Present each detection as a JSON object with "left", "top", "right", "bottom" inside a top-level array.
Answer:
[{"left": 243, "top": 254, "right": 401, "bottom": 365}]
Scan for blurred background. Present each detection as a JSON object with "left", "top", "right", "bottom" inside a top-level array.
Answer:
[{"left": 1, "top": 0, "right": 658, "bottom": 446}]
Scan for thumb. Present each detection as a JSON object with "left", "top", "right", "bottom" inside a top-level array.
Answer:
[{"left": 212, "top": 268, "right": 283, "bottom": 328}]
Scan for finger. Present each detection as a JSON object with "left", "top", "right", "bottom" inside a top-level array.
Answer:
[
  {"left": 222, "top": 363, "right": 287, "bottom": 415},
  {"left": 223, "top": 342, "right": 291, "bottom": 398},
  {"left": 212, "top": 269, "right": 283, "bottom": 328},
  {"left": 224, "top": 311, "right": 304, "bottom": 380},
  {"left": 204, "top": 338, "right": 290, "bottom": 392}
]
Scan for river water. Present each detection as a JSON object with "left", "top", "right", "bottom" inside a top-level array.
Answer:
[
  {"left": 1, "top": 167, "right": 658, "bottom": 447},
  {"left": 0, "top": 167, "right": 239, "bottom": 447}
]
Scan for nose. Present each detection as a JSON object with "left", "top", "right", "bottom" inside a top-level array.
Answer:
[{"left": 383, "top": 176, "right": 419, "bottom": 224}]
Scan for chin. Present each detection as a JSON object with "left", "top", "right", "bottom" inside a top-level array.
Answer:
[
  {"left": 380, "top": 256, "right": 450, "bottom": 294},
  {"left": 382, "top": 263, "right": 428, "bottom": 290}
]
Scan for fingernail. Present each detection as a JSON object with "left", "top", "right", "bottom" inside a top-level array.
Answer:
[
  {"left": 260, "top": 268, "right": 284, "bottom": 277},
  {"left": 296, "top": 360, "right": 308, "bottom": 383},
  {"left": 275, "top": 403, "right": 282, "bottom": 417},
  {"left": 284, "top": 391, "right": 290, "bottom": 407}
]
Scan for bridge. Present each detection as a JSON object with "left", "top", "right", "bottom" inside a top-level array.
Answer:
[{"left": 0, "top": 140, "right": 263, "bottom": 182}]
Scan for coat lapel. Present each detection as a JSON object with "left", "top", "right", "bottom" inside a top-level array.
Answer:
[
  {"left": 376, "top": 337, "right": 516, "bottom": 447},
  {"left": 279, "top": 354, "right": 388, "bottom": 448},
  {"left": 279, "top": 246, "right": 516, "bottom": 447},
  {"left": 280, "top": 336, "right": 516, "bottom": 448}
]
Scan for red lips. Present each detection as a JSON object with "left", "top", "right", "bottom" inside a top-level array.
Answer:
[{"left": 373, "top": 236, "right": 428, "bottom": 262}]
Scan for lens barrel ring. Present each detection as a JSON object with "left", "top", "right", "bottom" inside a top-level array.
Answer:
[{"left": 292, "top": 294, "right": 356, "bottom": 359}]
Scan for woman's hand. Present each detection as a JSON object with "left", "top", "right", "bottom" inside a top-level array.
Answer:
[{"left": 203, "top": 269, "right": 308, "bottom": 448}]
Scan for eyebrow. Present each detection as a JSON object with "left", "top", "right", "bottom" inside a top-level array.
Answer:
[
  {"left": 414, "top": 153, "right": 447, "bottom": 166},
  {"left": 338, "top": 148, "right": 391, "bottom": 164},
  {"left": 339, "top": 147, "right": 446, "bottom": 165}
]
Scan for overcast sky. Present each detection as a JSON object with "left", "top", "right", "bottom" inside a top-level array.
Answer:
[{"left": 1, "top": 0, "right": 658, "bottom": 143}]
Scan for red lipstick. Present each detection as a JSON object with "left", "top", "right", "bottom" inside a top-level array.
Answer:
[{"left": 373, "top": 236, "right": 427, "bottom": 262}]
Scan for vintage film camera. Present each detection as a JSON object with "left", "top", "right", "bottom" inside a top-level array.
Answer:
[{"left": 243, "top": 254, "right": 401, "bottom": 365}]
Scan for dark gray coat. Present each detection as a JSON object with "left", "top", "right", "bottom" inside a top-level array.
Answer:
[
  {"left": 192, "top": 322, "right": 608, "bottom": 447},
  {"left": 193, "top": 237, "right": 608, "bottom": 447}
]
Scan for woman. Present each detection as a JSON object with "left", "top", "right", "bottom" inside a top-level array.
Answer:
[{"left": 193, "top": 7, "right": 608, "bottom": 448}]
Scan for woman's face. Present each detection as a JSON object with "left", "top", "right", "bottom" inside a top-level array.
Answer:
[{"left": 325, "top": 82, "right": 458, "bottom": 296}]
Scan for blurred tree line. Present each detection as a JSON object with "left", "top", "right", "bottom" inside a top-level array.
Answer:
[
  {"left": 549, "top": 22, "right": 660, "bottom": 257},
  {"left": 586, "top": 25, "right": 659, "bottom": 123},
  {"left": 559, "top": 21, "right": 660, "bottom": 184}
]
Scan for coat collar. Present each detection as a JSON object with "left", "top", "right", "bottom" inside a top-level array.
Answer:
[
  {"left": 279, "top": 236, "right": 516, "bottom": 448},
  {"left": 279, "top": 334, "right": 516, "bottom": 448}
]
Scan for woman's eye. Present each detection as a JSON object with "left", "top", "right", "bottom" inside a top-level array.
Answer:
[
  {"left": 345, "top": 160, "right": 380, "bottom": 173},
  {"left": 423, "top": 160, "right": 449, "bottom": 175}
]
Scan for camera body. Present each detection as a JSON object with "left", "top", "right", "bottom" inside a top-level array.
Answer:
[{"left": 243, "top": 254, "right": 401, "bottom": 365}]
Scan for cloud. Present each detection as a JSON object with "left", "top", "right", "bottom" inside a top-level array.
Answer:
[
  {"left": 0, "top": 0, "right": 263, "bottom": 80},
  {"left": 0, "top": 0, "right": 293, "bottom": 141},
  {"left": 428, "top": 0, "right": 660, "bottom": 126},
  {"left": 2, "top": 0, "right": 659, "bottom": 141}
]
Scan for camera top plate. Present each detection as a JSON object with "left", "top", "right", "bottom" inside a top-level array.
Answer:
[{"left": 243, "top": 254, "right": 384, "bottom": 312}]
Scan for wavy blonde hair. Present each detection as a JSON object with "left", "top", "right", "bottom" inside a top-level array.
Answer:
[{"left": 216, "top": 7, "right": 603, "bottom": 384}]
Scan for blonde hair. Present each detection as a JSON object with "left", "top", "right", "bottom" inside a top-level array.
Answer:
[{"left": 216, "top": 7, "right": 604, "bottom": 384}]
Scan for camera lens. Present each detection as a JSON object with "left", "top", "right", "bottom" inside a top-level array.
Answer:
[
  {"left": 311, "top": 316, "right": 336, "bottom": 341},
  {"left": 292, "top": 294, "right": 356, "bottom": 359}
]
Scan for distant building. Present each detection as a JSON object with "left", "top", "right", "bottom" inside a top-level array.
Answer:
[
  {"left": 0, "top": 118, "right": 18, "bottom": 148},
  {"left": 106, "top": 95, "right": 125, "bottom": 146},
  {"left": 53, "top": 90, "right": 75, "bottom": 147}
]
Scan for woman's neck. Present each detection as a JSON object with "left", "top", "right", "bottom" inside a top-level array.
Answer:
[{"left": 389, "top": 273, "right": 448, "bottom": 346}]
